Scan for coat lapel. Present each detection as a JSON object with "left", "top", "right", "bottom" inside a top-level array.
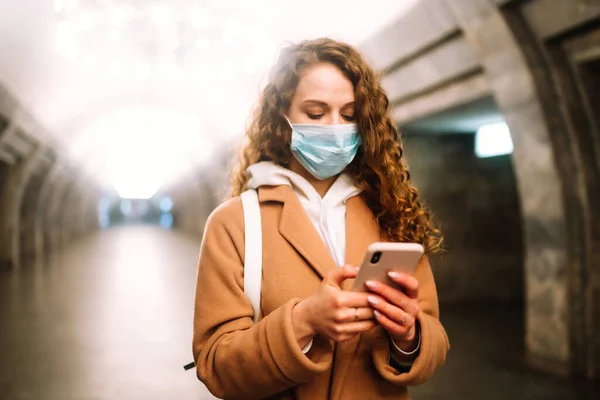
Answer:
[
  {"left": 257, "top": 186, "right": 381, "bottom": 283},
  {"left": 259, "top": 185, "right": 339, "bottom": 279},
  {"left": 341, "top": 195, "right": 381, "bottom": 290}
]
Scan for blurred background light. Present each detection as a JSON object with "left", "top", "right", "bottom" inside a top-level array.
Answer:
[
  {"left": 23, "top": 0, "right": 418, "bottom": 197},
  {"left": 68, "top": 107, "right": 212, "bottom": 198},
  {"left": 475, "top": 122, "right": 514, "bottom": 158},
  {"left": 159, "top": 213, "right": 173, "bottom": 229},
  {"left": 159, "top": 197, "right": 173, "bottom": 213},
  {"left": 120, "top": 199, "right": 133, "bottom": 215}
]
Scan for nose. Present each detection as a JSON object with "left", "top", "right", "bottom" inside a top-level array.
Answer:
[{"left": 329, "top": 114, "right": 343, "bottom": 125}]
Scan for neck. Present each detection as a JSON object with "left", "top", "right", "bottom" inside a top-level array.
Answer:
[{"left": 289, "top": 158, "right": 338, "bottom": 198}]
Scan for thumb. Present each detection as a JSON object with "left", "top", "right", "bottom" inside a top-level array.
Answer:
[{"left": 324, "top": 265, "right": 358, "bottom": 289}]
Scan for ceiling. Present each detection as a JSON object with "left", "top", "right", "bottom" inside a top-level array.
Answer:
[
  {"left": 0, "top": 0, "right": 420, "bottom": 196},
  {"left": 400, "top": 96, "right": 506, "bottom": 135}
]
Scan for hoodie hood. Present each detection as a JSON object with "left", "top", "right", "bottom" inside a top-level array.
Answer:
[
  {"left": 246, "top": 161, "right": 361, "bottom": 206},
  {"left": 246, "top": 161, "right": 361, "bottom": 266}
]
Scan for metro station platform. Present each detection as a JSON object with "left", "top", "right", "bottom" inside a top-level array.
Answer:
[{"left": 1, "top": 226, "right": 597, "bottom": 399}]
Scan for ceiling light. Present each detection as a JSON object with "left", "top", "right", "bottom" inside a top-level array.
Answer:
[
  {"left": 84, "top": 51, "right": 96, "bottom": 67},
  {"left": 108, "top": 28, "right": 120, "bottom": 40},
  {"left": 54, "top": 0, "right": 64, "bottom": 13},
  {"left": 106, "top": 62, "right": 122, "bottom": 77},
  {"left": 56, "top": 21, "right": 78, "bottom": 60},
  {"left": 150, "top": 2, "right": 173, "bottom": 26},
  {"left": 188, "top": 5, "right": 209, "bottom": 28},
  {"left": 80, "top": 107, "right": 211, "bottom": 195},
  {"left": 196, "top": 36, "right": 210, "bottom": 49},
  {"left": 137, "top": 63, "right": 152, "bottom": 81},
  {"left": 475, "top": 122, "right": 514, "bottom": 158},
  {"left": 109, "top": 4, "right": 135, "bottom": 27},
  {"left": 75, "top": 11, "right": 94, "bottom": 30},
  {"left": 242, "top": 58, "right": 259, "bottom": 74}
]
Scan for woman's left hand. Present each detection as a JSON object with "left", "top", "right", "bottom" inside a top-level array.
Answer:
[{"left": 365, "top": 271, "right": 420, "bottom": 351}]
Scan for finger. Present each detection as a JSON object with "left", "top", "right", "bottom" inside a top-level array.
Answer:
[
  {"left": 365, "top": 281, "right": 419, "bottom": 316},
  {"left": 335, "top": 306, "right": 374, "bottom": 323},
  {"left": 325, "top": 265, "right": 358, "bottom": 288},
  {"left": 335, "top": 291, "right": 371, "bottom": 308},
  {"left": 336, "top": 333, "right": 359, "bottom": 343},
  {"left": 387, "top": 271, "right": 419, "bottom": 299},
  {"left": 332, "top": 320, "right": 376, "bottom": 336},
  {"left": 368, "top": 295, "right": 415, "bottom": 327},
  {"left": 355, "top": 306, "right": 375, "bottom": 321},
  {"left": 373, "top": 309, "right": 411, "bottom": 338}
]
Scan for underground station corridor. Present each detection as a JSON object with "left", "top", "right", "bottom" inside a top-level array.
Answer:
[{"left": 1, "top": 1, "right": 600, "bottom": 399}]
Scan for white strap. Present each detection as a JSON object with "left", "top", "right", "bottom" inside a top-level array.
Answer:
[{"left": 240, "top": 189, "right": 262, "bottom": 323}]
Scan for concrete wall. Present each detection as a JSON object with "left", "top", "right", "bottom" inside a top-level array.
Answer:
[
  {"left": 403, "top": 133, "right": 523, "bottom": 303},
  {"left": 167, "top": 142, "right": 235, "bottom": 240},
  {"left": 0, "top": 84, "right": 100, "bottom": 270}
]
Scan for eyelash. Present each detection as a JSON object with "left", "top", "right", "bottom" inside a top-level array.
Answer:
[{"left": 307, "top": 113, "right": 356, "bottom": 121}]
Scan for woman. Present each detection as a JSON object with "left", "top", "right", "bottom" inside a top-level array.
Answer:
[{"left": 193, "top": 38, "right": 449, "bottom": 400}]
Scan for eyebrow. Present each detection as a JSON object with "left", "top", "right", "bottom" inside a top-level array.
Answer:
[{"left": 301, "top": 99, "right": 355, "bottom": 108}]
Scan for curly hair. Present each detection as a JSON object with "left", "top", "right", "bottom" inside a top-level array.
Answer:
[{"left": 229, "top": 38, "right": 443, "bottom": 254}]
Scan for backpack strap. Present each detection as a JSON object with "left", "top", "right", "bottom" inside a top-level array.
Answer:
[
  {"left": 184, "top": 189, "right": 262, "bottom": 371},
  {"left": 240, "top": 189, "right": 262, "bottom": 323}
]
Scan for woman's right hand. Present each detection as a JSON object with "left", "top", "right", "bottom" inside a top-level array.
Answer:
[{"left": 293, "top": 265, "right": 376, "bottom": 343}]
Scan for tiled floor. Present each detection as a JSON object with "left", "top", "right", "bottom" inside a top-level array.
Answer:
[
  {"left": 0, "top": 225, "right": 598, "bottom": 399},
  {"left": 0, "top": 226, "right": 214, "bottom": 400},
  {"left": 411, "top": 302, "right": 599, "bottom": 400}
]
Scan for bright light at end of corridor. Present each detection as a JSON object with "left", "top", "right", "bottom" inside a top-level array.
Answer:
[
  {"left": 475, "top": 122, "right": 514, "bottom": 158},
  {"left": 76, "top": 107, "right": 212, "bottom": 199},
  {"left": 112, "top": 152, "right": 165, "bottom": 199},
  {"left": 114, "top": 174, "right": 162, "bottom": 200}
]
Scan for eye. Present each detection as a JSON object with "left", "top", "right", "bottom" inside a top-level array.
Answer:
[
  {"left": 342, "top": 114, "right": 356, "bottom": 122},
  {"left": 307, "top": 113, "right": 324, "bottom": 120}
]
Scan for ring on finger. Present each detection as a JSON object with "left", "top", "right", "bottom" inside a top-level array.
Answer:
[
  {"left": 354, "top": 308, "right": 360, "bottom": 322},
  {"left": 400, "top": 314, "right": 406, "bottom": 325}
]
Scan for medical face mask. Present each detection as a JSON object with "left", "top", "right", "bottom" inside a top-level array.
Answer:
[{"left": 286, "top": 116, "right": 361, "bottom": 180}]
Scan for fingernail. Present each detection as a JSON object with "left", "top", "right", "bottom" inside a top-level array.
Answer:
[
  {"left": 367, "top": 296, "right": 379, "bottom": 305},
  {"left": 373, "top": 310, "right": 381, "bottom": 318},
  {"left": 354, "top": 266, "right": 360, "bottom": 272},
  {"left": 388, "top": 271, "right": 401, "bottom": 279},
  {"left": 365, "top": 280, "right": 377, "bottom": 289}
]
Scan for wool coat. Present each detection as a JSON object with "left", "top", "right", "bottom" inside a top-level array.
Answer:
[{"left": 193, "top": 184, "right": 449, "bottom": 399}]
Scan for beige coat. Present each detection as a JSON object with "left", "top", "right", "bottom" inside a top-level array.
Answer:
[{"left": 193, "top": 185, "right": 449, "bottom": 400}]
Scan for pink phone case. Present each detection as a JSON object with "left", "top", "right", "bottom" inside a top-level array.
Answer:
[{"left": 351, "top": 242, "right": 424, "bottom": 292}]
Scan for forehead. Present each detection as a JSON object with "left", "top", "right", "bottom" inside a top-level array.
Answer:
[{"left": 294, "top": 63, "right": 355, "bottom": 104}]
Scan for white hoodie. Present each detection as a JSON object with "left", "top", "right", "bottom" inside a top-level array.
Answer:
[{"left": 246, "top": 161, "right": 361, "bottom": 267}]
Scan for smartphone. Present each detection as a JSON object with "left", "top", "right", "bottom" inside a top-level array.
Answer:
[{"left": 351, "top": 242, "right": 424, "bottom": 292}]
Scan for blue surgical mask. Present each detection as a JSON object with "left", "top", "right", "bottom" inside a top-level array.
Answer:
[{"left": 286, "top": 116, "right": 361, "bottom": 180}]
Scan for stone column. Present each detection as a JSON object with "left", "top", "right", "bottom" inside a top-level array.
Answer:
[
  {"left": 0, "top": 144, "right": 46, "bottom": 271},
  {"left": 447, "top": 0, "right": 572, "bottom": 374}
]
